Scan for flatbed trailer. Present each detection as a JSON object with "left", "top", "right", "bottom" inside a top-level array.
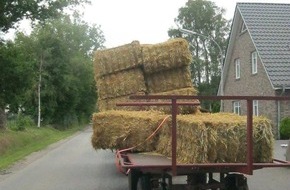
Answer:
[{"left": 116, "top": 95, "right": 290, "bottom": 190}]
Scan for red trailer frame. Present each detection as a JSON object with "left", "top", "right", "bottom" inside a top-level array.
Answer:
[{"left": 116, "top": 95, "right": 290, "bottom": 190}]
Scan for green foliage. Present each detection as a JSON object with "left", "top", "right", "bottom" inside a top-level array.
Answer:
[
  {"left": 0, "top": 41, "right": 35, "bottom": 110},
  {"left": 168, "top": 0, "right": 230, "bottom": 109},
  {"left": 8, "top": 114, "right": 35, "bottom": 131},
  {"left": 0, "top": 0, "right": 95, "bottom": 130},
  {"left": 198, "top": 77, "right": 221, "bottom": 112},
  {"left": 9, "top": 15, "right": 104, "bottom": 128},
  {"left": 280, "top": 117, "right": 290, "bottom": 139},
  {"left": 0, "top": 0, "right": 91, "bottom": 33}
]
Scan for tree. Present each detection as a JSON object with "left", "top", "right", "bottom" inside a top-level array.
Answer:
[
  {"left": 168, "top": 0, "right": 230, "bottom": 111},
  {"left": 14, "top": 15, "right": 105, "bottom": 128},
  {"left": 0, "top": 0, "right": 91, "bottom": 33},
  {"left": 0, "top": 0, "right": 91, "bottom": 129},
  {"left": 0, "top": 40, "right": 35, "bottom": 111},
  {"left": 0, "top": 39, "right": 37, "bottom": 129}
]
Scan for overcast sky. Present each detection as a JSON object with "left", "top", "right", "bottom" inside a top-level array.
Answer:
[{"left": 83, "top": 0, "right": 290, "bottom": 48}]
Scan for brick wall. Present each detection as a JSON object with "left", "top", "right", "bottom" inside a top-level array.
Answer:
[{"left": 222, "top": 16, "right": 279, "bottom": 137}]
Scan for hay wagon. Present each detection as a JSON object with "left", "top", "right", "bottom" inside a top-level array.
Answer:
[{"left": 116, "top": 95, "right": 290, "bottom": 190}]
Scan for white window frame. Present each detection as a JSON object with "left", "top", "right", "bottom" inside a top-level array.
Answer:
[
  {"left": 251, "top": 51, "right": 257, "bottom": 74},
  {"left": 235, "top": 59, "right": 240, "bottom": 79},
  {"left": 241, "top": 22, "right": 247, "bottom": 33},
  {"left": 233, "top": 101, "right": 241, "bottom": 115},
  {"left": 253, "top": 100, "right": 259, "bottom": 116}
]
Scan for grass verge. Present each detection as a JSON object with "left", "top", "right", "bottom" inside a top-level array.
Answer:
[{"left": 0, "top": 126, "right": 84, "bottom": 170}]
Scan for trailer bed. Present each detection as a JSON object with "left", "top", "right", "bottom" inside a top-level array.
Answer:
[
  {"left": 115, "top": 95, "right": 290, "bottom": 189},
  {"left": 119, "top": 152, "right": 290, "bottom": 175}
]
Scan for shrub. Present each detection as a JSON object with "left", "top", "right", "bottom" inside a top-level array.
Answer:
[
  {"left": 280, "top": 117, "right": 290, "bottom": 139},
  {"left": 8, "top": 114, "right": 35, "bottom": 131}
]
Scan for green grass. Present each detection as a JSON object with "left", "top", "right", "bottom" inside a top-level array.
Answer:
[{"left": 0, "top": 126, "right": 84, "bottom": 170}]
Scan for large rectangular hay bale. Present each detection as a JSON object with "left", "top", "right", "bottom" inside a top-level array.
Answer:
[
  {"left": 206, "top": 113, "right": 274, "bottom": 163},
  {"left": 97, "top": 93, "right": 148, "bottom": 112},
  {"left": 146, "top": 66, "right": 193, "bottom": 93},
  {"left": 150, "top": 87, "right": 200, "bottom": 114},
  {"left": 94, "top": 41, "right": 142, "bottom": 77},
  {"left": 97, "top": 87, "right": 199, "bottom": 113},
  {"left": 91, "top": 110, "right": 168, "bottom": 152},
  {"left": 141, "top": 38, "right": 192, "bottom": 74},
  {"left": 92, "top": 111, "right": 273, "bottom": 163},
  {"left": 156, "top": 113, "right": 274, "bottom": 163},
  {"left": 96, "top": 68, "right": 146, "bottom": 99},
  {"left": 156, "top": 115, "right": 208, "bottom": 163}
]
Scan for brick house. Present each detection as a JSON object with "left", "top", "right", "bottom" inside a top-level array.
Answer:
[{"left": 218, "top": 3, "right": 290, "bottom": 138}]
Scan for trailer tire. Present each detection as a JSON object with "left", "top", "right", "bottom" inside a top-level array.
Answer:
[
  {"left": 225, "top": 174, "right": 248, "bottom": 190},
  {"left": 129, "top": 169, "right": 141, "bottom": 190},
  {"left": 137, "top": 174, "right": 151, "bottom": 190}
]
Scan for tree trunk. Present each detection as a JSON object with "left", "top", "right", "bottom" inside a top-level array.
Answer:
[
  {"left": 37, "top": 54, "right": 43, "bottom": 128},
  {"left": 0, "top": 108, "right": 6, "bottom": 130}
]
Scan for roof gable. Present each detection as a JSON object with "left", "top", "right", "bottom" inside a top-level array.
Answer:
[{"left": 237, "top": 3, "right": 290, "bottom": 89}]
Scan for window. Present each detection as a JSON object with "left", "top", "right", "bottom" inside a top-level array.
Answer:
[
  {"left": 253, "top": 100, "right": 259, "bottom": 116},
  {"left": 241, "top": 22, "right": 247, "bottom": 33},
  {"left": 251, "top": 51, "right": 257, "bottom": 74},
  {"left": 233, "top": 101, "right": 241, "bottom": 115},
  {"left": 235, "top": 59, "right": 240, "bottom": 79}
]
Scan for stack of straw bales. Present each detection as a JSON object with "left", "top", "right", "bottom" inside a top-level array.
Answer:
[
  {"left": 92, "top": 39, "right": 274, "bottom": 164},
  {"left": 93, "top": 38, "right": 198, "bottom": 113},
  {"left": 91, "top": 111, "right": 274, "bottom": 163},
  {"left": 94, "top": 41, "right": 146, "bottom": 111}
]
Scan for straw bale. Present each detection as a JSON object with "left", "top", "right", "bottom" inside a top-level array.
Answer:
[
  {"left": 97, "top": 96, "right": 128, "bottom": 112},
  {"left": 97, "top": 87, "right": 200, "bottom": 114},
  {"left": 141, "top": 38, "right": 192, "bottom": 74},
  {"left": 94, "top": 41, "right": 142, "bottom": 77},
  {"left": 91, "top": 110, "right": 168, "bottom": 152},
  {"left": 91, "top": 111, "right": 273, "bottom": 163},
  {"left": 156, "top": 113, "right": 274, "bottom": 164},
  {"left": 96, "top": 68, "right": 146, "bottom": 99},
  {"left": 146, "top": 66, "right": 193, "bottom": 93},
  {"left": 156, "top": 115, "right": 208, "bottom": 163},
  {"left": 150, "top": 87, "right": 200, "bottom": 114},
  {"left": 97, "top": 93, "right": 149, "bottom": 112},
  {"left": 236, "top": 116, "right": 274, "bottom": 163}
]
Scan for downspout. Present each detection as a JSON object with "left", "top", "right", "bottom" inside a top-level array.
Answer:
[{"left": 277, "top": 85, "right": 286, "bottom": 139}]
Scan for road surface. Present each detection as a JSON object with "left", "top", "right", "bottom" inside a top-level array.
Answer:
[
  {"left": 247, "top": 140, "right": 290, "bottom": 190},
  {"left": 0, "top": 128, "right": 289, "bottom": 190},
  {"left": 0, "top": 128, "right": 128, "bottom": 190}
]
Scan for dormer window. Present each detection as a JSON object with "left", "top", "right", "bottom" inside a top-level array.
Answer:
[{"left": 241, "top": 22, "right": 247, "bottom": 33}]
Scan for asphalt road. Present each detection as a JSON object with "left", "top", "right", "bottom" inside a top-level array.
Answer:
[
  {"left": 0, "top": 128, "right": 128, "bottom": 190},
  {"left": 247, "top": 140, "right": 290, "bottom": 190},
  {"left": 0, "top": 128, "right": 289, "bottom": 190}
]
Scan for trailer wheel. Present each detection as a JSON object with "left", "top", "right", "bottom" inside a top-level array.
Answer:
[
  {"left": 137, "top": 174, "right": 151, "bottom": 190},
  {"left": 225, "top": 174, "right": 249, "bottom": 190},
  {"left": 129, "top": 169, "right": 142, "bottom": 190}
]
